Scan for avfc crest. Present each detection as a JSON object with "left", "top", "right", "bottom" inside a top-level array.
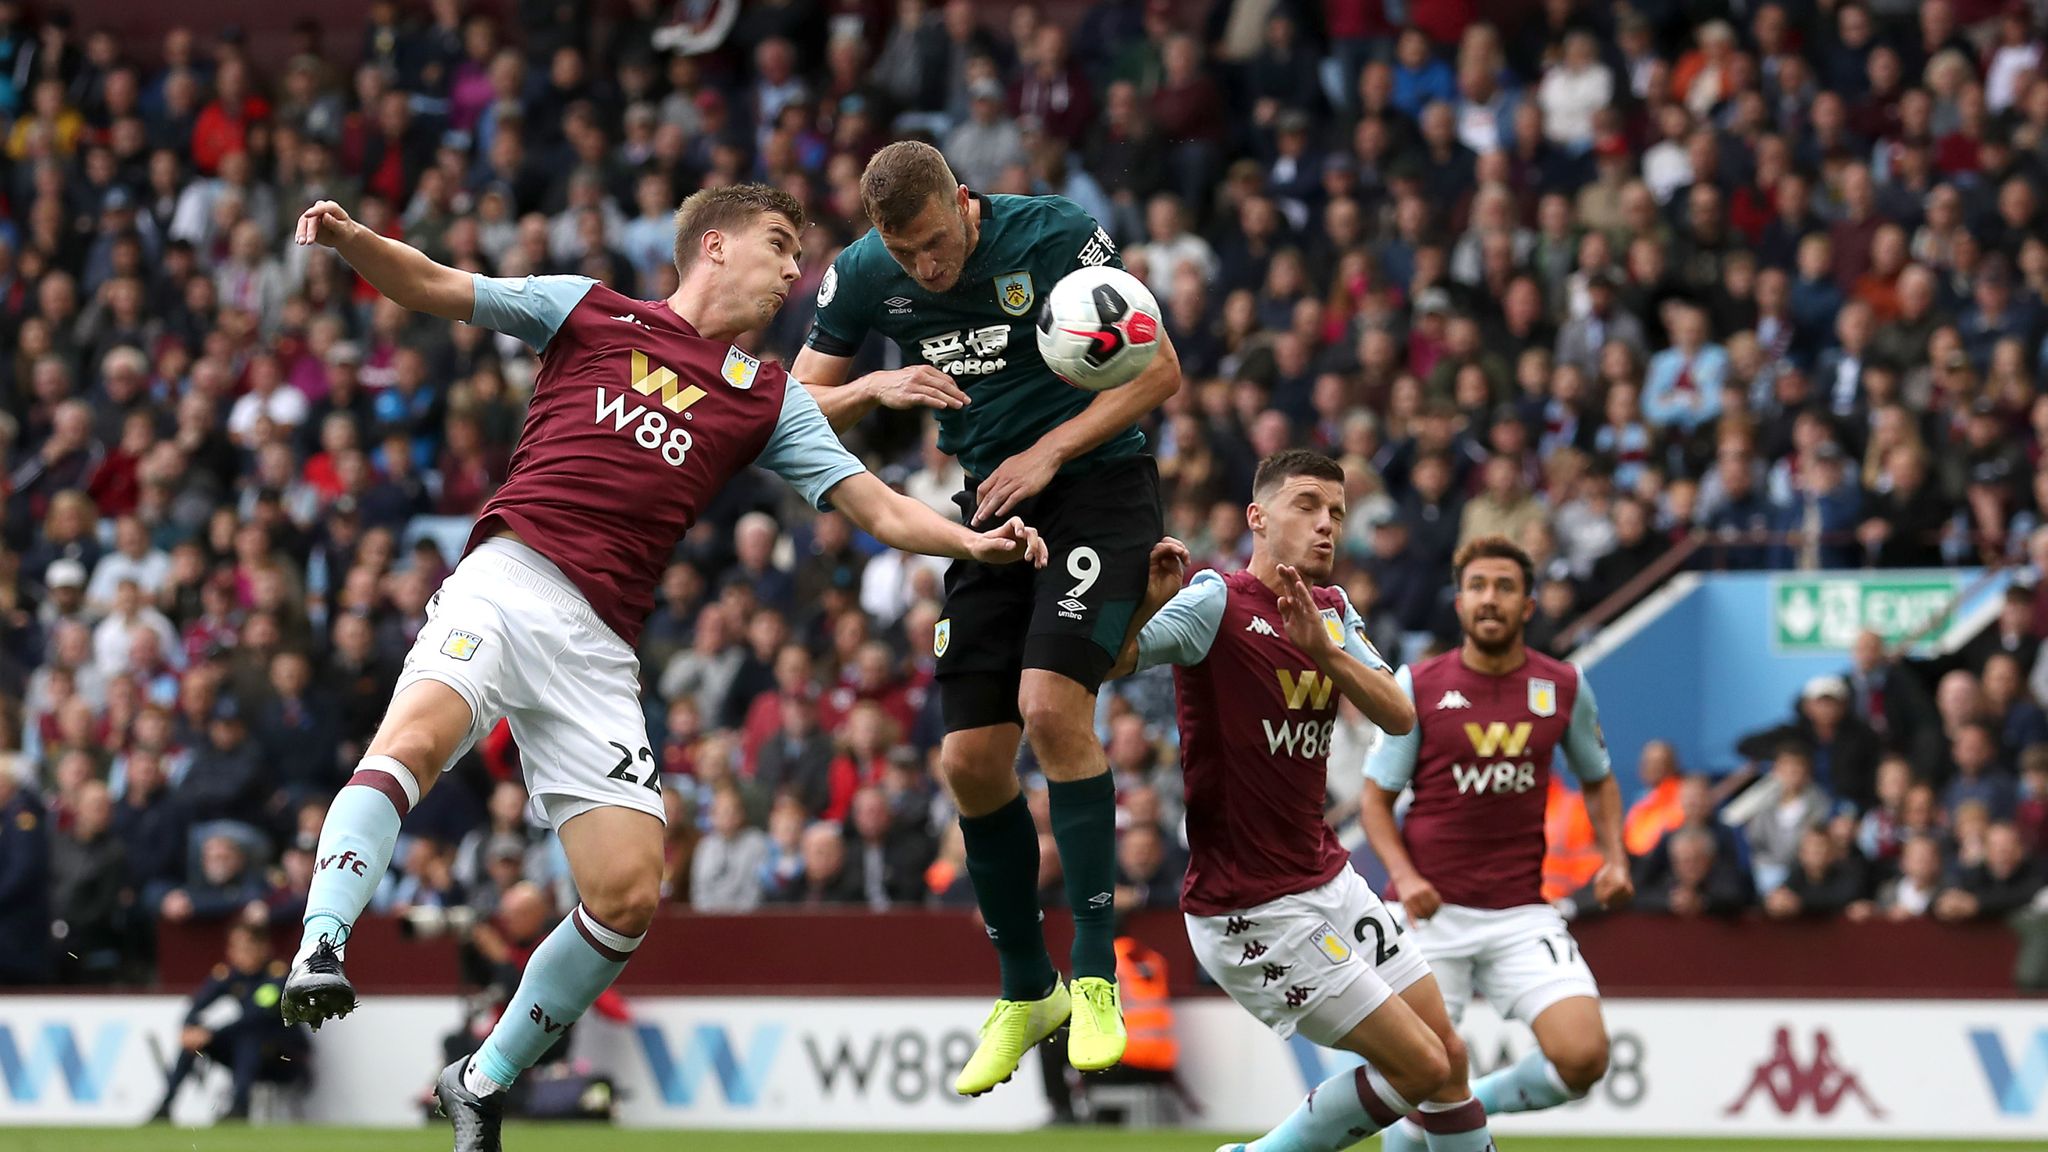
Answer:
[
  {"left": 995, "top": 270, "right": 1034, "bottom": 317},
  {"left": 441, "top": 630, "right": 483, "bottom": 661},
  {"left": 1529, "top": 677, "right": 1557, "bottom": 717},
  {"left": 1309, "top": 921, "right": 1352, "bottom": 965},
  {"left": 721, "top": 346, "right": 760, "bottom": 390},
  {"left": 1319, "top": 607, "right": 1344, "bottom": 648},
  {"left": 934, "top": 617, "right": 951, "bottom": 658}
]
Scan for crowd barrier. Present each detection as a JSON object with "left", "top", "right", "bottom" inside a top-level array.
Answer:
[{"left": 153, "top": 910, "right": 2024, "bottom": 998}]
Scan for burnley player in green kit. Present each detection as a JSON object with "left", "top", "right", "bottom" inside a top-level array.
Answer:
[{"left": 793, "top": 141, "right": 1182, "bottom": 1092}]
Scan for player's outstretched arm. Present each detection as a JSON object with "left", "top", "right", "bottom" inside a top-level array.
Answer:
[
  {"left": 1106, "top": 537, "right": 1192, "bottom": 679},
  {"left": 828, "top": 471, "right": 1047, "bottom": 566},
  {"left": 295, "top": 200, "right": 474, "bottom": 321},
  {"left": 974, "top": 330, "right": 1182, "bottom": 522},
  {"left": 794, "top": 347, "right": 971, "bottom": 434}
]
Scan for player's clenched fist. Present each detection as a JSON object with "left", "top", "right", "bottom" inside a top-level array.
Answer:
[
  {"left": 966, "top": 516, "right": 1048, "bottom": 567},
  {"left": 1398, "top": 874, "right": 1442, "bottom": 922},
  {"left": 295, "top": 200, "right": 359, "bottom": 249}
]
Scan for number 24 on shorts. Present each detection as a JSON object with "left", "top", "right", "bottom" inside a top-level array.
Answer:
[{"left": 605, "top": 740, "right": 661, "bottom": 793}]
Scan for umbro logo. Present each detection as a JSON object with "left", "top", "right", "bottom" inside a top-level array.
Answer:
[
  {"left": 611, "top": 313, "right": 651, "bottom": 330},
  {"left": 1245, "top": 617, "right": 1279, "bottom": 636},
  {"left": 1436, "top": 690, "right": 1472, "bottom": 710},
  {"left": 1057, "top": 597, "right": 1087, "bottom": 617},
  {"left": 884, "top": 296, "right": 913, "bottom": 313}
]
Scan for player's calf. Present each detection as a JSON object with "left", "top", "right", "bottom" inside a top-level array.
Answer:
[
  {"left": 462, "top": 807, "right": 662, "bottom": 1102},
  {"left": 1019, "top": 670, "right": 1122, "bottom": 992}
]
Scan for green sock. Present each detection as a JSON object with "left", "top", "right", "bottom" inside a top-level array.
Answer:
[
  {"left": 959, "top": 795, "right": 1058, "bottom": 1001},
  {"left": 1048, "top": 772, "right": 1118, "bottom": 980}
]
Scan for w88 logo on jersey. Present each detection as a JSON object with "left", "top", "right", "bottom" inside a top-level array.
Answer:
[{"left": 595, "top": 387, "right": 693, "bottom": 466}]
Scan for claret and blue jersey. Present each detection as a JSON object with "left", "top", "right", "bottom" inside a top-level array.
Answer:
[{"left": 461, "top": 273, "right": 864, "bottom": 643}]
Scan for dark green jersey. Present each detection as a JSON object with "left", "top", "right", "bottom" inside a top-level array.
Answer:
[{"left": 805, "top": 193, "right": 1146, "bottom": 481}]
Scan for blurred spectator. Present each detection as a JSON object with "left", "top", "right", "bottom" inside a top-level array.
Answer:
[
  {"left": 1738, "top": 675, "right": 1883, "bottom": 811},
  {"left": 691, "top": 785, "right": 768, "bottom": 912},
  {"left": 48, "top": 778, "right": 129, "bottom": 981},
  {"left": 1740, "top": 743, "right": 1835, "bottom": 894},
  {"left": 1636, "top": 827, "right": 1752, "bottom": 917},
  {"left": 1765, "top": 827, "right": 1871, "bottom": 920},
  {"left": 1936, "top": 822, "right": 2045, "bottom": 922},
  {"left": 845, "top": 784, "right": 933, "bottom": 909},
  {"left": 159, "top": 832, "right": 265, "bottom": 923},
  {"left": 1865, "top": 834, "right": 1948, "bottom": 920},
  {"left": 1623, "top": 741, "right": 1684, "bottom": 857},
  {"left": 771, "top": 821, "right": 862, "bottom": 905}
]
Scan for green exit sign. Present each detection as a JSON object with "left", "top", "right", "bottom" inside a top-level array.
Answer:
[{"left": 1771, "top": 575, "right": 1962, "bottom": 652}]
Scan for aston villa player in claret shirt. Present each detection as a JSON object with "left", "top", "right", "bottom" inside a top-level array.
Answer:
[
  {"left": 281, "top": 187, "right": 1047, "bottom": 1152},
  {"left": 1363, "top": 535, "right": 1630, "bottom": 1152},
  {"left": 1113, "top": 450, "right": 1496, "bottom": 1152}
]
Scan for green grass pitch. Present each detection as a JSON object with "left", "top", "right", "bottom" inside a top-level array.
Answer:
[{"left": 0, "top": 1129, "right": 2013, "bottom": 1152}]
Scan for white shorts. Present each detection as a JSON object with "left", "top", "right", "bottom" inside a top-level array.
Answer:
[
  {"left": 1186, "top": 869, "right": 1431, "bottom": 1045},
  {"left": 1398, "top": 903, "right": 1598, "bottom": 1026},
  {"left": 395, "top": 537, "right": 664, "bottom": 828}
]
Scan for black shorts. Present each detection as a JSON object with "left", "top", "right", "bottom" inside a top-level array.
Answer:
[{"left": 936, "top": 454, "right": 1164, "bottom": 732}]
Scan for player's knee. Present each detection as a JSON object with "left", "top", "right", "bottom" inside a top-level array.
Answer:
[
  {"left": 1549, "top": 1032, "right": 1610, "bottom": 1094},
  {"left": 1438, "top": 1027, "right": 1471, "bottom": 1090},
  {"left": 363, "top": 733, "right": 436, "bottom": 792},
  {"left": 938, "top": 741, "right": 1010, "bottom": 800},
  {"left": 1391, "top": 1035, "right": 1453, "bottom": 1103},
  {"left": 580, "top": 871, "right": 661, "bottom": 938},
  {"left": 1018, "top": 695, "right": 1091, "bottom": 766}
]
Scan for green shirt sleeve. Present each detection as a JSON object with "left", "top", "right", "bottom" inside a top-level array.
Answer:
[
  {"left": 1055, "top": 198, "right": 1123, "bottom": 274},
  {"left": 804, "top": 249, "right": 871, "bottom": 357}
]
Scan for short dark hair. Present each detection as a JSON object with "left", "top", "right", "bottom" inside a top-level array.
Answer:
[
  {"left": 860, "top": 141, "right": 957, "bottom": 233},
  {"left": 1451, "top": 535, "right": 1536, "bottom": 594},
  {"left": 1253, "top": 448, "right": 1344, "bottom": 501},
  {"left": 671, "top": 184, "right": 805, "bottom": 275}
]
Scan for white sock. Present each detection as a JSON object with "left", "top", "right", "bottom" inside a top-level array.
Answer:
[{"left": 463, "top": 1057, "right": 509, "bottom": 1098}]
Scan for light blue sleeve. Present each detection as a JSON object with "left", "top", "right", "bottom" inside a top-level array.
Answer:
[
  {"left": 1134, "top": 570, "right": 1227, "bottom": 670},
  {"left": 1334, "top": 588, "right": 1391, "bottom": 672},
  {"left": 1561, "top": 665, "right": 1613, "bottom": 783},
  {"left": 756, "top": 380, "right": 867, "bottom": 511},
  {"left": 467, "top": 274, "right": 598, "bottom": 351},
  {"left": 1363, "top": 665, "right": 1420, "bottom": 790}
]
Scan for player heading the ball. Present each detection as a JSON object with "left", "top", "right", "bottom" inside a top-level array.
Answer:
[{"left": 283, "top": 185, "right": 1045, "bottom": 1152}]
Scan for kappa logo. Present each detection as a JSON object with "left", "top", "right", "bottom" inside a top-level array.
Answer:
[
  {"left": 441, "top": 631, "right": 483, "bottom": 661},
  {"left": 720, "top": 346, "right": 760, "bottom": 390},
  {"left": 1726, "top": 1027, "right": 1885, "bottom": 1118},
  {"left": 611, "top": 312, "right": 651, "bottom": 330},
  {"left": 1245, "top": 616, "right": 1278, "bottom": 637},
  {"left": 1436, "top": 690, "right": 1472, "bottom": 710}
]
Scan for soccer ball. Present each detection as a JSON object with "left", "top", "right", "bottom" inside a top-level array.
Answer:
[{"left": 1035, "top": 265, "right": 1163, "bottom": 392}]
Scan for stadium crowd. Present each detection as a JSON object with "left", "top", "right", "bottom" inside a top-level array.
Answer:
[{"left": 0, "top": 0, "right": 2046, "bottom": 988}]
